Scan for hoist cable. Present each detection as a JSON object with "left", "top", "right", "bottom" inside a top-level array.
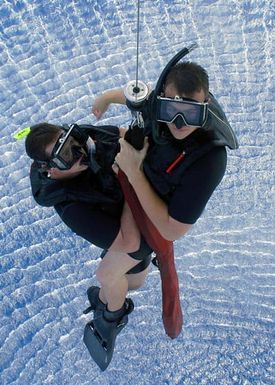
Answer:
[{"left": 134, "top": 0, "right": 141, "bottom": 93}]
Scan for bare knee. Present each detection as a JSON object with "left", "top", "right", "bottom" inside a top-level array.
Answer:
[
  {"left": 96, "top": 250, "right": 142, "bottom": 289},
  {"left": 96, "top": 253, "right": 133, "bottom": 288}
]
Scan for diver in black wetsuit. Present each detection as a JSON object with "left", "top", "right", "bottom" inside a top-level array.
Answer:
[
  {"left": 25, "top": 122, "right": 152, "bottom": 334},
  {"left": 24, "top": 58, "right": 238, "bottom": 370},
  {"left": 92, "top": 60, "right": 238, "bottom": 282}
]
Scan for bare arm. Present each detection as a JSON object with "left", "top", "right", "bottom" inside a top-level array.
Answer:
[{"left": 92, "top": 88, "right": 125, "bottom": 119}]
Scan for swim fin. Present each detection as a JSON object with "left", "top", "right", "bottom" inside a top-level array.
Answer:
[
  {"left": 83, "top": 298, "right": 134, "bottom": 370},
  {"left": 83, "top": 313, "right": 128, "bottom": 371}
]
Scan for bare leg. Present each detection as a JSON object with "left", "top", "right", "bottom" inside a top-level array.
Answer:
[
  {"left": 96, "top": 250, "right": 140, "bottom": 311},
  {"left": 95, "top": 202, "right": 148, "bottom": 311},
  {"left": 98, "top": 263, "right": 150, "bottom": 306},
  {"left": 108, "top": 202, "right": 140, "bottom": 253}
]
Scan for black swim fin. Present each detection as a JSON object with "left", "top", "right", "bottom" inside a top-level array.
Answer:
[
  {"left": 83, "top": 298, "right": 134, "bottom": 371},
  {"left": 83, "top": 314, "right": 128, "bottom": 371}
]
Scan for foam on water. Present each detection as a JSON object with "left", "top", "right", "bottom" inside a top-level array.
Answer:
[{"left": 0, "top": 1, "right": 274, "bottom": 384}]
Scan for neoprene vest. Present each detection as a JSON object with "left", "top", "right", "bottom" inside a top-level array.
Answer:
[{"left": 142, "top": 93, "right": 238, "bottom": 201}]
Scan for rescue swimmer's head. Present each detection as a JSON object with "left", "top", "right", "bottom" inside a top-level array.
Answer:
[
  {"left": 25, "top": 123, "right": 89, "bottom": 178},
  {"left": 157, "top": 61, "right": 209, "bottom": 140}
]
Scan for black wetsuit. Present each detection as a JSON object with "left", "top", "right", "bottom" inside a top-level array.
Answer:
[
  {"left": 167, "top": 146, "right": 227, "bottom": 224},
  {"left": 29, "top": 98, "right": 236, "bottom": 274},
  {"left": 55, "top": 138, "right": 226, "bottom": 255},
  {"left": 29, "top": 125, "right": 152, "bottom": 274},
  {"left": 139, "top": 91, "right": 237, "bottom": 225},
  {"left": 143, "top": 130, "right": 227, "bottom": 225},
  {"left": 53, "top": 170, "right": 153, "bottom": 274}
]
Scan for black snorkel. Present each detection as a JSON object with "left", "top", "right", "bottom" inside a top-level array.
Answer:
[
  {"left": 151, "top": 43, "right": 198, "bottom": 143},
  {"left": 124, "top": 43, "right": 199, "bottom": 148}
]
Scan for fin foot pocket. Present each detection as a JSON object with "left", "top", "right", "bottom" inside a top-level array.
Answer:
[{"left": 83, "top": 297, "right": 134, "bottom": 370}]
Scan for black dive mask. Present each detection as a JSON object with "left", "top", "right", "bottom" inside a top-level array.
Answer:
[
  {"left": 156, "top": 96, "right": 208, "bottom": 128},
  {"left": 151, "top": 43, "right": 200, "bottom": 141},
  {"left": 49, "top": 124, "right": 88, "bottom": 170}
]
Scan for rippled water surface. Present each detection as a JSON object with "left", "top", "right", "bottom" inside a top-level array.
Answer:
[{"left": 0, "top": 1, "right": 274, "bottom": 384}]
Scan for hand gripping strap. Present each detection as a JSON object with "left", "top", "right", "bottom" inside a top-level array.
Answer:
[{"left": 117, "top": 170, "right": 183, "bottom": 338}]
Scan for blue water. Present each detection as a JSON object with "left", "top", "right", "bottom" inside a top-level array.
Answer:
[{"left": 0, "top": 1, "right": 274, "bottom": 384}]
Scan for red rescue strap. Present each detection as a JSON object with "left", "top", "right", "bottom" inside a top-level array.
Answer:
[{"left": 117, "top": 170, "right": 183, "bottom": 338}]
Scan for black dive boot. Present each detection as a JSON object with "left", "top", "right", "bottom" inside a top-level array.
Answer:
[
  {"left": 83, "top": 298, "right": 134, "bottom": 371},
  {"left": 83, "top": 286, "right": 134, "bottom": 317}
]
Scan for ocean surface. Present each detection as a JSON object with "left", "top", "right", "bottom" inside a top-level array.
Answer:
[{"left": 0, "top": 1, "right": 274, "bottom": 384}]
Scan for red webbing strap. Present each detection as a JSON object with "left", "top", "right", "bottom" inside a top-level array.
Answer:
[{"left": 118, "top": 170, "right": 183, "bottom": 338}]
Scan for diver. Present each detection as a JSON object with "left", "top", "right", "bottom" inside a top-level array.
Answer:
[
  {"left": 92, "top": 59, "right": 238, "bottom": 294},
  {"left": 23, "top": 56, "right": 238, "bottom": 370},
  {"left": 24, "top": 122, "right": 152, "bottom": 368}
]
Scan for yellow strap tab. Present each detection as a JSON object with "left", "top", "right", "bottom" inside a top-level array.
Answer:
[{"left": 13, "top": 127, "right": 31, "bottom": 140}]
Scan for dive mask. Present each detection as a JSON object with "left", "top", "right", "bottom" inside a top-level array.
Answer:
[
  {"left": 156, "top": 96, "right": 208, "bottom": 128},
  {"left": 49, "top": 124, "right": 88, "bottom": 170}
]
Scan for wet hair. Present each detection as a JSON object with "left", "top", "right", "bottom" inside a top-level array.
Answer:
[
  {"left": 25, "top": 123, "right": 63, "bottom": 161},
  {"left": 164, "top": 61, "right": 209, "bottom": 96}
]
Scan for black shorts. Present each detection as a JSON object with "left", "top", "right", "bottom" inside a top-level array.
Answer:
[{"left": 55, "top": 202, "right": 152, "bottom": 274}]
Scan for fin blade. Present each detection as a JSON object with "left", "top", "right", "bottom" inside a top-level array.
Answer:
[{"left": 83, "top": 322, "right": 116, "bottom": 371}]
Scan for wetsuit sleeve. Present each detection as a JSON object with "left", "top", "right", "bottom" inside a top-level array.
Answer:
[
  {"left": 168, "top": 146, "right": 227, "bottom": 224},
  {"left": 29, "top": 164, "right": 68, "bottom": 207}
]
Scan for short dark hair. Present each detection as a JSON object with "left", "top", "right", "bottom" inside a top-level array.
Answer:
[
  {"left": 164, "top": 61, "right": 209, "bottom": 96},
  {"left": 25, "top": 123, "right": 63, "bottom": 161}
]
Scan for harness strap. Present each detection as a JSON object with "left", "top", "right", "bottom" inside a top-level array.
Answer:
[{"left": 117, "top": 169, "right": 183, "bottom": 338}]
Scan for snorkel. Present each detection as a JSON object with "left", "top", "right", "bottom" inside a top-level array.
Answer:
[
  {"left": 151, "top": 43, "right": 198, "bottom": 142},
  {"left": 123, "top": 43, "right": 199, "bottom": 148}
]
